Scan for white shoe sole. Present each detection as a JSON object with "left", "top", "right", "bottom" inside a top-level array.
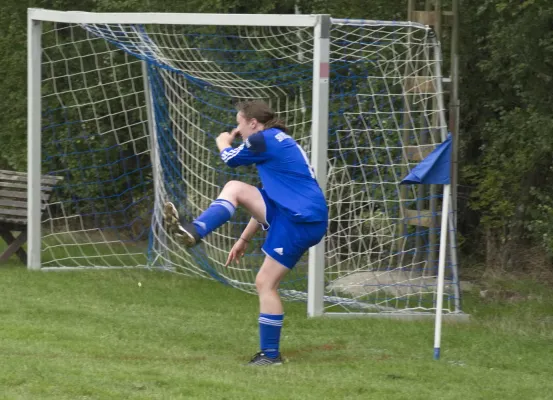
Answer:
[
  {"left": 163, "top": 202, "right": 197, "bottom": 247},
  {"left": 163, "top": 202, "right": 180, "bottom": 232}
]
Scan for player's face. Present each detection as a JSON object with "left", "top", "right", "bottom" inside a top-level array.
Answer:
[{"left": 236, "top": 112, "right": 261, "bottom": 139}]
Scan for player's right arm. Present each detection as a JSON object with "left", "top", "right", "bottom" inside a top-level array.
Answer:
[{"left": 220, "top": 131, "right": 270, "bottom": 168}]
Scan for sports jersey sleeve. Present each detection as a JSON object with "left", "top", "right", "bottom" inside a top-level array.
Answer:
[{"left": 220, "top": 132, "right": 270, "bottom": 167}]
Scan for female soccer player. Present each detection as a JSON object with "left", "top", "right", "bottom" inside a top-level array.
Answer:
[{"left": 163, "top": 100, "right": 328, "bottom": 366}]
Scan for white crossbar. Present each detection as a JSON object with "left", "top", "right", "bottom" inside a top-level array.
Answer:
[
  {"left": 28, "top": 8, "right": 320, "bottom": 27},
  {"left": 331, "top": 18, "right": 428, "bottom": 29}
]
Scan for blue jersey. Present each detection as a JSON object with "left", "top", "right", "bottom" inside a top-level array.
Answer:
[{"left": 220, "top": 128, "right": 328, "bottom": 223}]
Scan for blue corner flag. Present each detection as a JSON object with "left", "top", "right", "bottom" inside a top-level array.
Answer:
[{"left": 401, "top": 135, "right": 452, "bottom": 185}]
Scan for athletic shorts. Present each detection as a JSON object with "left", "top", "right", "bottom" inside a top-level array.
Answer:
[{"left": 257, "top": 188, "right": 328, "bottom": 269}]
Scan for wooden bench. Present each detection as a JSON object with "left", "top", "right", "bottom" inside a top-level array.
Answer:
[{"left": 0, "top": 169, "right": 63, "bottom": 264}]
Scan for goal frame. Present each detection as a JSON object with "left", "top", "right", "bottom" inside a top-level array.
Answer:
[{"left": 27, "top": 9, "right": 465, "bottom": 323}]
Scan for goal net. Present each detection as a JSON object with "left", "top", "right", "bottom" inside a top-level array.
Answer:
[{"left": 29, "top": 10, "right": 461, "bottom": 316}]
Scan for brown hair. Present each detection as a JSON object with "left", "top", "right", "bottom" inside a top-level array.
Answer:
[{"left": 235, "top": 100, "right": 288, "bottom": 133}]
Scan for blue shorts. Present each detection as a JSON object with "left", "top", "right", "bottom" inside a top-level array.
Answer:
[{"left": 257, "top": 188, "right": 328, "bottom": 269}]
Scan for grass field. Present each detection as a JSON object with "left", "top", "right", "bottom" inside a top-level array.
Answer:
[{"left": 1, "top": 263, "right": 552, "bottom": 400}]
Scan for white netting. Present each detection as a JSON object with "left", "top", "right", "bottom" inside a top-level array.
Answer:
[
  {"left": 37, "top": 17, "right": 460, "bottom": 314},
  {"left": 324, "top": 20, "right": 458, "bottom": 313}
]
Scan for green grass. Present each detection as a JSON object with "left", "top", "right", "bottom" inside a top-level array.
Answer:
[{"left": 0, "top": 266, "right": 552, "bottom": 400}]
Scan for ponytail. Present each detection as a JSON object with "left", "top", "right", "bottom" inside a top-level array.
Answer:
[{"left": 263, "top": 118, "right": 288, "bottom": 133}]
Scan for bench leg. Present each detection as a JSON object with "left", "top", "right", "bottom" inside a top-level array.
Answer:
[{"left": 0, "top": 229, "right": 28, "bottom": 264}]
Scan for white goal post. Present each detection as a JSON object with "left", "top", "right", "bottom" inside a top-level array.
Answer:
[{"left": 27, "top": 8, "right": 466, "bottom": 320}]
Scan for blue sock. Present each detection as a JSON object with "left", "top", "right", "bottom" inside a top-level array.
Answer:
[
  {"left": 259, "top": 313, "right": 284, "bottom": 358},
  {"left": 192, "top": 199, "right": 235, "bottom": 238}
]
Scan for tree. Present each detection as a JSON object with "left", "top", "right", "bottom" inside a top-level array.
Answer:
[{"left": 459, "top": 0, "right": 553, "bottom": 269}]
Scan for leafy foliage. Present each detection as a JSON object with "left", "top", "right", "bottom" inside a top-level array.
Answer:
[
  {"left": 1, "top": 0, "right": 553, "bottom": 270},
  {"left": 459, "top": 0, "right": 553, "bottom": 267}
]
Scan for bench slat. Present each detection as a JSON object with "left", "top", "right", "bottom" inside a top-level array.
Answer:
[
  {"left": 0, "top": 215, "right": 27, "bottom": 225},
  {"left": 0, "top": 170, "right": 63, "bottom": 186},
  {"left": 0, "top": 182, "right": 56, "bottom": 192},
  {"left": 0, "top": 199, "right": 27, "bottom": 208},
  {"left": 0, "top": 190, "right": 49, "bottom": 201},
  {"left": 0, "top": 199, "right": 47, "bottom": 210},
  {"left": 0, "top": 208, "right": 27, "bottom": 217}
]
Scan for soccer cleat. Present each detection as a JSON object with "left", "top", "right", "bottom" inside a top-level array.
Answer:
[
  {"left": 246, "top": 352, "right": 283, "bottom": 366},
  {"left": 163, "top": 202, "right": 201, "bottom": 247},
  {"left": 163, "top": 202, "right": 180, "bottom": 231}
]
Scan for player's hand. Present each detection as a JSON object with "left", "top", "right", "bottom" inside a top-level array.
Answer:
[
  {"left": 216, "top": 129, "right": 240, "bottom": 150},
  {"left": 225, "top": 238, "right": 249, "bottom": 267}
]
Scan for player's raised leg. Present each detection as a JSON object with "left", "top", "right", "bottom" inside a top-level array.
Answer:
[
  {"left": 163, "top": 180, "right": 266, "bottom": 247},
  {"left": 247, "top": 255, "right": 289, "bottom": 366}
]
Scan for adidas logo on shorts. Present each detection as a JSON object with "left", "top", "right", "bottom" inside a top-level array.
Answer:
[{"left": 273, "top": 248, "right": 284, "bottom": 256}]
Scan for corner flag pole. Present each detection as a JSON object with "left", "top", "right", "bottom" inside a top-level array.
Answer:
[
  {"left": 433, "top": 183, "right": 451, "bottom": 360},
  {"left": 400, "top": 135, "right": 453, "bottom": 360}
]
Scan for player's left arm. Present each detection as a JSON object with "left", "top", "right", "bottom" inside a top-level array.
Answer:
[{"left": 219, "top": 131, "right": 270, "bottom": 168}]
